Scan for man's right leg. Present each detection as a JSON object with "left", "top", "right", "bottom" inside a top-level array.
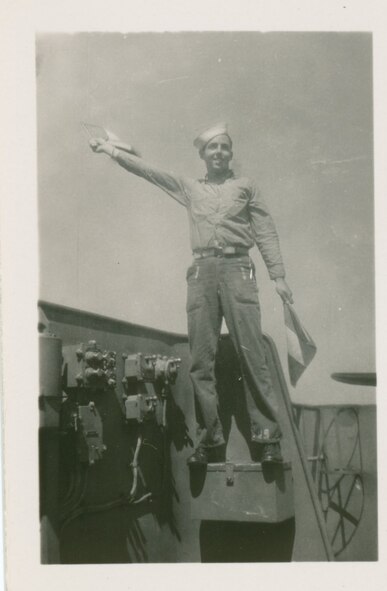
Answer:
[{"left": 186, "top": 258, "right": 224, "bottom": 464}]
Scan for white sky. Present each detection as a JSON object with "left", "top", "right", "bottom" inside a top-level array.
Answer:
[{"left": 37, "top": 31, "right": 374, "bottom": 405}]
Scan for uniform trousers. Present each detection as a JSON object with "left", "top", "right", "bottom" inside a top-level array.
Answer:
[{"left": 186, "top": 254, "right": 281, "bottom": 449}]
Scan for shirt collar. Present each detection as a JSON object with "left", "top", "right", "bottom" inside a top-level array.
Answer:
[{"left": 201, "top": 169, "right": 235, "bottom": 184}]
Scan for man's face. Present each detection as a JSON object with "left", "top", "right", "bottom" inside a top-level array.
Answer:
[{"left": 200, "top": 134, "right": 233, "bottom": 175}]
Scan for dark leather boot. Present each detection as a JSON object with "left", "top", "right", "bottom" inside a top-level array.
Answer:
[
  {"left": 261, "top": 442, "right": 283, "bottom": 465},
  {"left": 187, "top": 447, "right": 208, "bottom": 466},
  {"left": 187, "top": 444, "right": 226, "bottom": 467}
]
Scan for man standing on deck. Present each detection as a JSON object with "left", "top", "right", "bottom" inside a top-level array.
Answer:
[{"left": 89, "top": 123, "right": 293, "bottom": 466}]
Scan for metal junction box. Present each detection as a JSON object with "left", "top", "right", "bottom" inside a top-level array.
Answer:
[{"left": 190, "top": 462, "right": 294, "bottom": 523}]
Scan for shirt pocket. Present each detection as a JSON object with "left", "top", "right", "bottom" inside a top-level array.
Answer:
[
  {"left": 223, "top": 195, "right": 249, "bottom": 219},
  {"left": 189, "top": 193, "right": 212, "bottom": 221}
]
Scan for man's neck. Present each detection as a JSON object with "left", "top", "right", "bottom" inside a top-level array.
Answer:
[{"left": 205, "top": 169, "right": 233, "bottom": 184}]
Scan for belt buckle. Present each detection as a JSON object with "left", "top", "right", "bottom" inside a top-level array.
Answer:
[{"left": 223, "top": 246, "right": 236, "bottom": 256}]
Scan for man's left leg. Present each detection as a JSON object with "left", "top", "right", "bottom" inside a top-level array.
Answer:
[{"left": 219, "top": 256, "right": 283, "bottom": 463}]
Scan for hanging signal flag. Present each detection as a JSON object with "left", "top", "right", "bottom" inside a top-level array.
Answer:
[{"left": 284, "top": 303, "right": 317, "bottom": 386}]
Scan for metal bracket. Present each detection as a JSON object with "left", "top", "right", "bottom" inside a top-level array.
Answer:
[{"left": 225, "top": 462, "right": 234, "bottom": 486}]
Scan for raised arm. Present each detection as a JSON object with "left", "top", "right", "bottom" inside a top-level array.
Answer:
[
  {"left": 248, "top": 183, "right": 293, "bottom": 303},
  {"left": 89, "top": 138, "right": 189, "bottom": 207}
]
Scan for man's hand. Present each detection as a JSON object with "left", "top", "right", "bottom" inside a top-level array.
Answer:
[
  {"left": 274, "top": 277, "right": 294, "bottom": 304},
  {"left": 89, "top": 138, "right": 115, "bottom": 156},
  {"left": 89, "top": 138, "right": 141, "bottom": 157}
]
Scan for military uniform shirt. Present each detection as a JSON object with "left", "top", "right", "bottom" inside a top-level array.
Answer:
[{"left": 114, "top": 151, "right": 285, "bottom": 279}]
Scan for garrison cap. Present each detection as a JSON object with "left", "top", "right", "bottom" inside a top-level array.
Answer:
[{"left": 193, "top": 122, "right": 231, "bottom": 151}]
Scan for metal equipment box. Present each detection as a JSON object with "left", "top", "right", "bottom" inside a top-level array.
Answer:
[{"left": 190, "top": 462, "right": 294, "bottom": 523}]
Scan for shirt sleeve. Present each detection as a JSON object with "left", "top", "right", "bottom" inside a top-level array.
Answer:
[
  {"left": 114, "top": 150, "right": 190, "bottom": 207},
  {"left": 248, "top": 182, "right": 286, "bottom": 279}
]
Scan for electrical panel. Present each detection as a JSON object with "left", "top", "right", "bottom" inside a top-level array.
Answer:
[
  {"left": 62, "top": 340, "right": 117, "bottom": 390},
  {"left": 122, "top": 353, "right": 181, "bottom": 425}
]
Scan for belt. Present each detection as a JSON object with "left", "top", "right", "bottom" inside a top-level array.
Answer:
[{"left": 193, "top": 246, "right": 249, "bottom": 259}]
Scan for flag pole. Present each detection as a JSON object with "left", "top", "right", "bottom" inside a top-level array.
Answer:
[{"left": 266, "top": 332, "right": 335, "bottom": 561}]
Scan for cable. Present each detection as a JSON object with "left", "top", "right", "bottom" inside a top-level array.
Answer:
[
  {"left": 60, "top": 464, "right": 88, "bottom": 516},
  {"left": 129, "top": 432, "right": 143, "bottom": 499},
  {"left": 60, "top": 491, "right": 153, "bottom": 535}
]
